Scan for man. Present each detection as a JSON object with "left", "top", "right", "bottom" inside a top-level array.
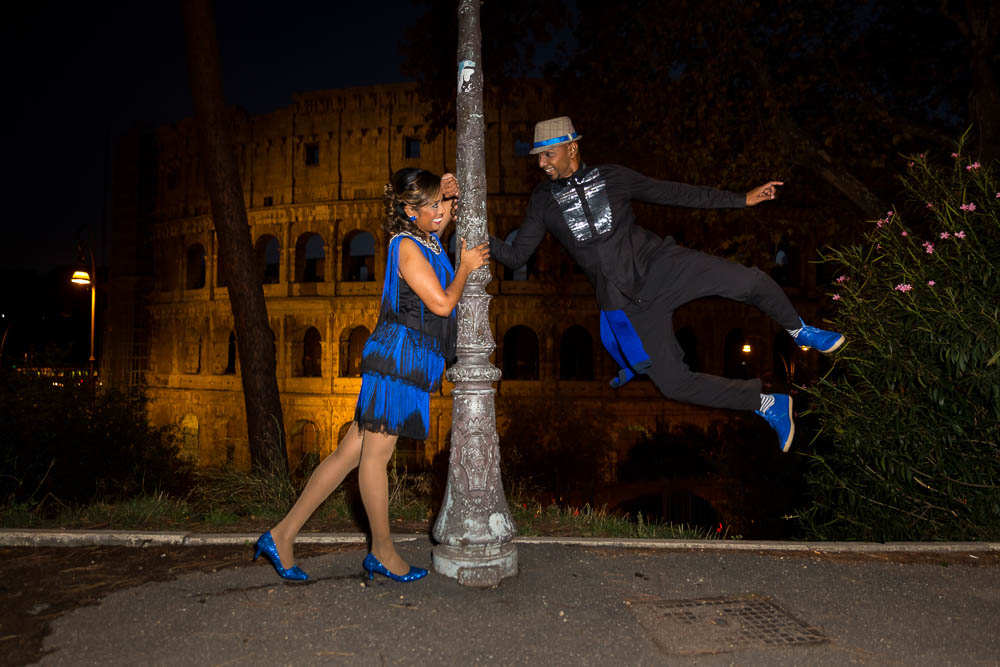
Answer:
[{"left": 488, "top": 117, "right": 844, "bottom": 452}]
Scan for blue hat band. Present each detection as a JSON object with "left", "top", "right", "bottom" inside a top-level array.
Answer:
[{"left": 532, "top": 132, "right": 579, "bottom": 150}]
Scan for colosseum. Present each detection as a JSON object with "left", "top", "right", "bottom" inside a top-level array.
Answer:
[{"left": 104, "top": 81, "right": 830, "bottom": 490}]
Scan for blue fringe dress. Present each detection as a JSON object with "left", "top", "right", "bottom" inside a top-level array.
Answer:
[{"left": 354, "top": 233, "right": 456, "bottom": 439}]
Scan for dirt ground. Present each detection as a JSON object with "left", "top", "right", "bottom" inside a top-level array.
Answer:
[{"left": 1, "top": 544, "right": 996, "bottom": 667}]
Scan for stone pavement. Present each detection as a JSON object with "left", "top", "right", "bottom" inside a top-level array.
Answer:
[{"left": 4, "top": 530, "right": 999, "bottom": 665}]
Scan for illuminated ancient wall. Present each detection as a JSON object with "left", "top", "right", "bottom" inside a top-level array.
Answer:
[{"left": 109, "top": 81, "right": 829, "bottom": 476}]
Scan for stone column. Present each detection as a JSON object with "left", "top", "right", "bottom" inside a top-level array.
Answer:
[{"left": 431, "top": 0, "right": 517, "bottom": 588}]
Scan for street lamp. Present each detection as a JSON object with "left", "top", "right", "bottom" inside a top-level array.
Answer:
[{"left": 71, "top": 245, "right": 97, "bottom": 396}]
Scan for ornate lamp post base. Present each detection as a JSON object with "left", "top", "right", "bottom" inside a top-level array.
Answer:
[
  {"left": 432, "top": 542, "right": 517, "bottom": 588},
  {"left": 433, "top": 0, "right": 518, "bottom": 587}
]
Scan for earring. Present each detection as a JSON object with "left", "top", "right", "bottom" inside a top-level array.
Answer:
[{"left": 408, "top": 215, "right": 416, "bottom": 222}]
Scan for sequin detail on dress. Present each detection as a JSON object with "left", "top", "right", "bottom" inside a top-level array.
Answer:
[{"left": 551, "top": 167, "right": 612, "bottom": 242}]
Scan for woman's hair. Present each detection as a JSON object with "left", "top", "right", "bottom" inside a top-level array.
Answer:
[{"left": 383, "top": 168, "right": 442, "bottom": 236}]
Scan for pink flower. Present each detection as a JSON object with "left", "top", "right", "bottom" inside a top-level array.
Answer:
[
  {"left": 907, "top": 161, "right": 914, "bottom": 168},
  {"left": 832, "top": 294, "right": 841, "bottom": 301},
  {"left": 966, "top": 161, "right": 981, "bottom": 171},
  {"left": 960, "top": 202, "right": 977, "bottom": 212},
  {"left": 918, "top": 153, "right": 925, "bottom": 158},
  {"left": 876, "top": 218, "right": 887, "bottom": 228},
  {"left": 927, "top": 280, "right": 936, "bottom": 286},
  {"left": 926, "top": 202, "right": 934, "bottom": 209},
  {"left": 955, "top": 230, "right": 966, "bottom": 239},
  {"left": 951, "top": 152, "right": 959, "bottom": 158},
  {"left": 887, "top": 211, "right": 895, "bottom": 217},
  {"left": 895, "top": 283, "right": 913, "bottom": 292},
  {"left": 876, "top": 243, "right": 882, "bottom": 250},
  {"left": 922, "top": 241, "right": 934, "bottom": 254},
  {"left": 940, "top": 231, "right": 951, "bottom": 239},
  {"left": 995, "top": 192, "right": 999, "bottom": 198},
  {"left": 901, "top": 230, "right": 908, "bottom": 236},
  {"left": 836, "top": 275, "right": 849, "bottom": 283}
]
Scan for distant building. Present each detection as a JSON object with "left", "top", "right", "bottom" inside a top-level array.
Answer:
[{"left": 105, "top": 81, "right": 829, "bottom": 476}]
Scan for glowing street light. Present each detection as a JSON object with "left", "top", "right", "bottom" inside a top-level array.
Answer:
[
  {"left": 70, "top": 245, "right": 97, "bottom": 397},
  {"left": 741, "top": 343, "right": 752, "bottom": 354}
]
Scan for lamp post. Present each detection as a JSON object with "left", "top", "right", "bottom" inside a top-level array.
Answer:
[
  {"left": 431, "top": 0, "right": 517, "bottom": 588},
  {"left": 71, "top": 245, "right": 97, "bottom": 397}
]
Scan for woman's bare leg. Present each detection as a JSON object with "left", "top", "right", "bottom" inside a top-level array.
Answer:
[
  {"left": 269, "top": 422, "right": 363, "bottom": 567},
  {"left": 357, "top": 430, "right": 410, "bottom": 575}
]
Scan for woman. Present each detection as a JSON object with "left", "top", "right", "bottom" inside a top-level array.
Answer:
[{"left": 254, "top": 168, "right": 489, "bottom": 582}]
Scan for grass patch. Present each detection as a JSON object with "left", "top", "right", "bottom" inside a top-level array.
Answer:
[
  {"left": 0, "top": 502, "right": 38, "bottom": 528},
  {"left": 48, "top": 492, "right": 193, "bottom": 530},
  {"left": 2, "top": 469, "right": 726, "bottom": 540},
  {"left": 511, "top": 500, "right": 724, "bottom": 540}
]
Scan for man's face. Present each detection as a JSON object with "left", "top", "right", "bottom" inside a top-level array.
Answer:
[{"left": 537, "top": 143, "right": 578, "bottom": 180}]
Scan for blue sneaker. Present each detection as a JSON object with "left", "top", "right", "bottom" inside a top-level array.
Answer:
[
  {"left": 756, "top": 394, "right": 795, "bottom": 453},
  {"left": 794, "top": 319, "right": 845, "bottom": 353}
]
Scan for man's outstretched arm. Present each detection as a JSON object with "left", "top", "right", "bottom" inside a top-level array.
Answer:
[
  {"left": 488, "top": 196, "right": 547, "bottom": 269},
  {"left": 624, "top": 165, "right": 783, "bottom": 209}
]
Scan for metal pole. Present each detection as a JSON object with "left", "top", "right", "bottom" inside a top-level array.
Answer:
[
  {"left": 86, "top": 245, "right": 97, "bottom": 401},
  {"left": 431, "top": 0, "right": 518, "bottom": 587},
  {"left": 89, "top": 279, "right": 96, "bottom": 398}
]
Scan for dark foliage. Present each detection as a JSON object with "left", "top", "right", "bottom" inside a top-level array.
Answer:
[
  {"left": 0, "top": 373, "right": 187, "bottom": 509},
  {"left": 802, "top": 141, "right": 1000, "bottom": 540}
]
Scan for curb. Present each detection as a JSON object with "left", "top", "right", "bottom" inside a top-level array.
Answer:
[{"left": 1, "top": 529, "right": 998, "bottom": 554}]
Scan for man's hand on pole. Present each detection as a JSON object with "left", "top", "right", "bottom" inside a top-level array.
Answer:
[
  {"left": 745, "top": 180, "right": 784, "bottom": 206},
  {"left": 442, "top": 173, "right": 461, "bottom": 200}
]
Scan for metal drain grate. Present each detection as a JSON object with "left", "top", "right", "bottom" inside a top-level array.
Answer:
[{"left": 631, "top": 594, "right": 827, "bottom": 655}]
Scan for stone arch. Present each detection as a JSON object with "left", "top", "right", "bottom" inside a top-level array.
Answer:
[
  {"left": 559, "top": 325, "right": 593, "bottom": 380},
  {"left": 676, "top": 326, "right": 699, "bottom": 372},
  {"left": 502, "top": 325, "right": 539, "bottom": 380},
  {"left": 255, "top": 234, "right": 281, "bottom": 284},
  {"left": 179, "top": 413, "right": 199, "bottom": 462},
  {"left": 339, "top": 325, "right": 369, "bottom": 377},
  {"left": 186, "top": 243, "right": 206, "bottom": 289},
  {"left": 295, "top": 232, "right": 326, "bottom": 282},
  {"left": 342, "top": 230, "right": 376, "bottom": 282},
  {"left": 289, "top": 419, "right": 321, "bottom": 471},
  {"left": 664, "top": 491, "right": 722, "bottom": 529},
  {"left": 301, "top": 326, "right": 322, "bottom": 377}
]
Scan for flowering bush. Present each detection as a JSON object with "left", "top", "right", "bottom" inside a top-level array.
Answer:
[{"left": 802, "top": 139, "right": 999, "bottom": 541}]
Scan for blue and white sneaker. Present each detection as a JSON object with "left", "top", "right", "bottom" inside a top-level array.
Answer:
[
  {"left": 793, "top": 319, "right": 845, "bottom": 354},
  {"left": 756, "top": 394, "right": 795, "bottom": 453}
]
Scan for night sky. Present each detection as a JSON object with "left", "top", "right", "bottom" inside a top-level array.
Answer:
[{"left": 5, "top": 1, "right": 418, "bottom": 274}]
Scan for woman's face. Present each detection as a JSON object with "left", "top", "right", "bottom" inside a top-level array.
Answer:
[{"left": 406, "top": 191, "right": 453, "bottom": 237}]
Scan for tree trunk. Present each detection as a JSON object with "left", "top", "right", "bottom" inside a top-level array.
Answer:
[{"left": 181, "top": 0, "right": 288, "bottom": 476}]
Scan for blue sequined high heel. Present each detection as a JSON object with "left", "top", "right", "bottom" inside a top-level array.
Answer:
[
  {"left": 363, "top": 552, "right": 428, "bottom": 582},
  {"left": 253, "top": 531, "right": 309, "bottom": 581}
]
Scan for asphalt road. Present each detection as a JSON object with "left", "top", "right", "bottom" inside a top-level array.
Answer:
[{"left": 22, "top": 535, "right": 1000, "bottom": 666}]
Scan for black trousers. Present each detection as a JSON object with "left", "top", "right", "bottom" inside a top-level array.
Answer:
[{"left": 624, "top": 243, "right": 802, "bottom": 411}]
